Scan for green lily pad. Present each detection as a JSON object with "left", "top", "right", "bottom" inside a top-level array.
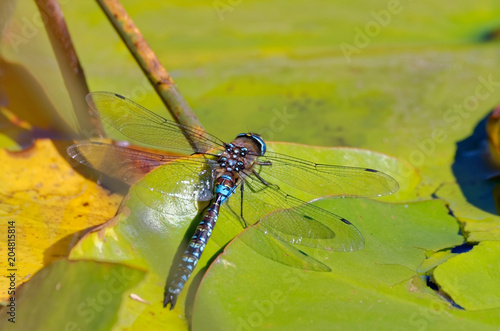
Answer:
[
  {"left": 436, "top": 183, "right": 500, "bottom": 242},
  {"left": 434, "top": 241, "right": 500, "bottom": 311},
  {"left": 418, "top": 249, "right": 457, "bottom": 274},
  {"left": 192, "top": 199, "right": 500, "bottom": 330},
  {"left": 0, "top": 260, "right": 145, "bottom": 331}
]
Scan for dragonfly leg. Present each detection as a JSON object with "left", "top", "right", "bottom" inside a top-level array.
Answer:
[
  {"left": 252, "top": 169, "right": 271, "bottom": 186},
  {"left": 239, "top": 182, "right": 248, "bottom": 228}
]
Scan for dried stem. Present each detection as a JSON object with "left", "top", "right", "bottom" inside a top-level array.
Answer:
[
  {"left": 34, "top": 0, "right": 104, "bottom": 138},
  {"left": 96, "top": 0, "right": 206, "bottom": 151}
]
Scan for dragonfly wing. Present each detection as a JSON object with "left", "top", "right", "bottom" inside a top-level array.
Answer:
[
  {"left": 87, "top": 92, "right": 225, "bottom": 154},
  {"left": 257, "top": 151, "right": 399, "bottom": 198},
  {"left": 223, "top": 174, "right": 364, "bottom": 252},
  {"left": 256, "top": 194, "right": 364, "bottom": 251},
  {"left": 68, "top": 141, "right": 175, "bottom": 185},
  {"left": 147, "top": 157, "right": 217, "bottom": 202},
  {"left": 67, "top": 141, "right": 216, "bottom": 201},
  {"left": 237, "top": 226, "right": 331, "bottom": 272}
]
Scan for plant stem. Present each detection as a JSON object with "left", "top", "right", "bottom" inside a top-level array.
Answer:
[
  {"left": 34, "top": 0, "right": 104, "bottom": 138},
  {"left": 96, "top": 0, "right": 207, "bottom": 151}
]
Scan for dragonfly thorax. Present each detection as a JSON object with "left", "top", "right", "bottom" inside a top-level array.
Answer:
[
  {"left": 218, "top": 144, "right": 253, "bottom": 174},
  {"left": 218, "top": 133, "right": 264, "bottom": 173}
]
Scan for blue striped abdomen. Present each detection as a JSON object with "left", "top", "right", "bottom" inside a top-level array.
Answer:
[
  {"left": 164, "top": 196, "right": 221, "bottom": 309},
  {"left": 164, "top": 176, "right": 237, "bottom": 309}
]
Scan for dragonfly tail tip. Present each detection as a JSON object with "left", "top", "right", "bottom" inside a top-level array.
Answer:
[{"left": 163, "top": 294, "right": 177, "bottom": 310}]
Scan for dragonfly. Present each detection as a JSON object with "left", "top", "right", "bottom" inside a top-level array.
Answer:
[{"left": 67, "top": 92, "right": 399, "bottom": 310}]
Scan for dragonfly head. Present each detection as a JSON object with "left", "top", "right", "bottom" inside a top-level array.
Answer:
[{"left": 236, "top": 133, "right": 266, "bottom": 156}]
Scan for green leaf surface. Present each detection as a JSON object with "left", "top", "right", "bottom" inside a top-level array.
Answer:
[
  {"left": 434, "top": 241, "right": 500, "bottom": 311},
  {"left": 436, "top": 183, "right": 500, "bottom": 242},
  {"left": 417, "top": 249, "right": 457, "bottom": 274},
  {"left": 0, "top": 260, "right": 146, "bottom": 331},
  {"left": 69, "top": 143, "right": 413, "bottom": 328},
  {"left": 192, "top": 199, "right": 500, "bottom": 331}
]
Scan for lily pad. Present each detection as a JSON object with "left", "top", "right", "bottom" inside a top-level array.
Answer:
[
  {"left": 434, "top": 241, "right": 500, "bottom": 311},
  {"left": 436, "top": 183, "right": 500, "bottom": 242},
  {"left": 0, "top": 259, "right": 146, "bottom": 331},
  {"left": 192, "top": 199, "right": 500, "bottom": 330}
]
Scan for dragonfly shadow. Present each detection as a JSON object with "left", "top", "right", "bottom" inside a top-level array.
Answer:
[
  {"left": 451, "top": 112, "right": 500, "bottom": 215},
  {"left": 185, "top": 265, "right": 207, "bottom": 326},
  {"left": 184, "top": 243, "right": 227, "bottom": 325}
]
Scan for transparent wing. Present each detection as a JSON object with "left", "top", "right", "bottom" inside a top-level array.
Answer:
[
  {"left": 222, "top": 173, "right": 364, "bottom": 252},
  {"left": 87, "top": 92, "right": 226, "bottom": 154},
  {"left": 236, "top": 226, "right": 332, "bottom": 272},
  {"left": 67, "top": 141, "right": 216, "bottom": 201},
  {"left": 257, "top": 151, "right": 399, "bottom": 198},
  {"left": 68, "top": 141, "right": 177, "bottom": 186}
]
